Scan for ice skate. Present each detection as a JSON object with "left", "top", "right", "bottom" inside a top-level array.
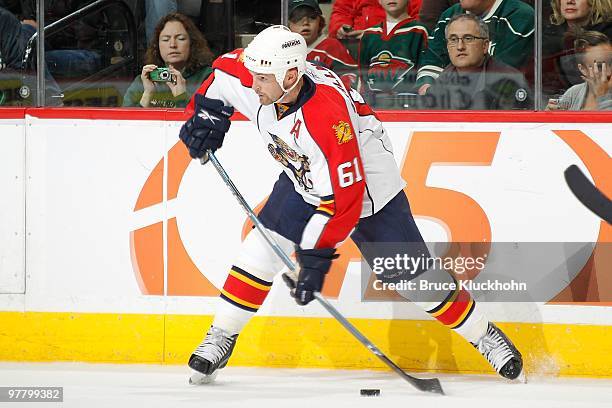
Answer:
[
  {"left": 188, "top": 326, "right": 238, "bottom": 385},
  {"left": 472, "top": 322, "right": 523, "bottom": 380}
]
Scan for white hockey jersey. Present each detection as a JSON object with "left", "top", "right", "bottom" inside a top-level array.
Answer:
[{"left": 186, "top": 49, "right": 405, "bottom": 249}]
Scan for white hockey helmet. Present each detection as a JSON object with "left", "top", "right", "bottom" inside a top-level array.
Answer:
[{"left": 243, "top": 25, "right": 307, "bottom": 92}]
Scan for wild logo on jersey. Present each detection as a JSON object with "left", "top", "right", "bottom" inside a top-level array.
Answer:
[
  {"left": 367, "top": 51, "right": 415, "bottom": 92},
  {"left": 267, "top": 133, "right": 313, "bottom": 191},
  {"left": 333, "top": 121, "right": 354, "bottom": 145}
]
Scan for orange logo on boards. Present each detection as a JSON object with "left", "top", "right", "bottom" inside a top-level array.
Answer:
[
  {"left": 130, "top": 141, "right": 220, "bottom": 297},
  {"left": 130, "top": 131, "right": 610, "bottom": 302},
  {"left": 333, "top": 121, "right": 353, "bottom": 145}
]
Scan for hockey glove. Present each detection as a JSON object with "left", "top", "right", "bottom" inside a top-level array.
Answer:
[
  {"left": 179, "top": 95, "right": 234, "bottom": 159},
  {"left": 292, "top": 247, "right": 339, "bottom": 306}
]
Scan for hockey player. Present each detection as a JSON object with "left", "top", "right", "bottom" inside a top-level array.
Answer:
[{"left": 179, "top": 25, "right": 523, "bottom": 384}]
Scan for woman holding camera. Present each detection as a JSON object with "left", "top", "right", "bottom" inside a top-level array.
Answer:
[{"left": 123, "top": 13, "right": 214, "bottom": 108}]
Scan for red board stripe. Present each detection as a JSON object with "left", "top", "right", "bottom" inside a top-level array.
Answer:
[{"left": 0, "top": 108, "right": 609, "bottom": 123}]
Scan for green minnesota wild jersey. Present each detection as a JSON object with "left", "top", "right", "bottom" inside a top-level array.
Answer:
[
  {"left": 416, "top": 0, "right": 534, "bottom": 87},
  {"left": 359, "top": 18, "right": 428, "bottom": 96}
]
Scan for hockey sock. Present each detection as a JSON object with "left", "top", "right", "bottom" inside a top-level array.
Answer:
[
  {"left": 212, "top": 265, "right": 273, "bottom": 335},
  {"left": 211, "top": 227, "right": 292, "bottom": 335},
  {"left": 397, "top": 267, "right": 488, "bottom": 344},
  {"left": 425, "top": 281, "right": 488, "bottom": 344}
]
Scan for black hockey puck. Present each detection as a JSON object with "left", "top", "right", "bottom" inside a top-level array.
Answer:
[{"left": 360, "top": 389, "right": 380, "bottom": 396}]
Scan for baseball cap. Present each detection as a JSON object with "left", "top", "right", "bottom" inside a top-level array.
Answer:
[{"left": 288, "top": 0, "right": 322, "bottom": 16}]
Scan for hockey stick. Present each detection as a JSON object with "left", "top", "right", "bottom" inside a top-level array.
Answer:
[
  {"left": 564, "top": 165, "right": 612, "bottom": 224},
  {"left": 202, "top": 151, "right": 445, "bottom": 395}
]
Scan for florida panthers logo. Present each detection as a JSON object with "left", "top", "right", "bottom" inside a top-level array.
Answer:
[
  {"left": 367, "top": 51, "right": 415, "bottom": 92},
  {"left": 267, "top": 133, "right": 313, "bottom": 191},
  {"left": 333, "top": 121, "right": 354, "bottom": 145}
]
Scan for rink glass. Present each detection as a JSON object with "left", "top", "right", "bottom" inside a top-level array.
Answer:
[{"left": 1, "top": 1, "right": 610, "bottom": 109}]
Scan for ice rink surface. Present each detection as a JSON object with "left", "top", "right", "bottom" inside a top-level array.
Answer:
[{"left": 1, "top": 363, "right": 611, "bottom": 408}]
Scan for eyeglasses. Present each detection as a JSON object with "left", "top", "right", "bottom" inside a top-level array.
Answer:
[{"left": 446, "top": 35, "right": 487, "bottom": 47}]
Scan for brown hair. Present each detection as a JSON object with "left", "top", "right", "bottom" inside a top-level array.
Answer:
[
  {"left": 567, "top": 29, "right": 611, "bottom": 66},
  {"left": 574, "top": 28, "right": 611, "bottom": 50},
  {"left": 145, "top": 13, "right": 214, "bottom": 75},
  {"left": 550, "top": 0, "right": 612, "bottom": 27}
]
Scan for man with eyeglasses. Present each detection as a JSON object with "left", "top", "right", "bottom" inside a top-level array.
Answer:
[
  {"left": 420, "top": 14, "right": 532, "bottom": 109},
  {"left": 415, "top": 0, "right": 534, "bottom": 96}
]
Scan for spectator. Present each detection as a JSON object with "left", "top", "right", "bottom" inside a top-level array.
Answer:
[
  {"left": 416, "top": 0, "right": 534, "bottom": 95},
  {"left": 546, "top": 30, "right": 611, "bottom": 110},
  {"left": 550, "top": 0, "right": 612, "bottom": 35},
  {"left": 542, "top": 0, "right": 612, "bottom": 97},
  {"left": 0, "top": 6, "right": 33, "bottom": 70},
  {"left": 287, "top": 0, "right": 358, "bottom": 90},
  {"left": 18, "top": 0, "right": 103, "bottom": 79},
  {"left": 123, "top": 13, "right": 213, "bottom": 108},
  {"left": 419, "top": 0, "right": 458, "bottom": 31},
  {"left": 422, "top": 14, "right": 532, "bottom": 109},
  {"left": 329, "top": 0, "right": 422, "bottom": 40},
  {"left": 358, "top": 0, "right": 428, "bottom": 107},
  {"left": 0, "top": 5, "right": 62, "bottom": 105}
]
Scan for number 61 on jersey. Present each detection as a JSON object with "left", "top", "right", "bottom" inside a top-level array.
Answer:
[{"left": 338, "top": 157, "right": 363, "bottom": 188}]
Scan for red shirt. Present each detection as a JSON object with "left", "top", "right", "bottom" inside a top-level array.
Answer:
[
  {"left": 307, "top": 35, "right": 358, "bottom": 90},
  {"left": 328, "top": 0, "right": 423, "bottom": 38}
]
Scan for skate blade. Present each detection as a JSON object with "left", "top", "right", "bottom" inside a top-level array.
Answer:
[{"left": 189, "top": 370, "right": 218, "bottom": 385}]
